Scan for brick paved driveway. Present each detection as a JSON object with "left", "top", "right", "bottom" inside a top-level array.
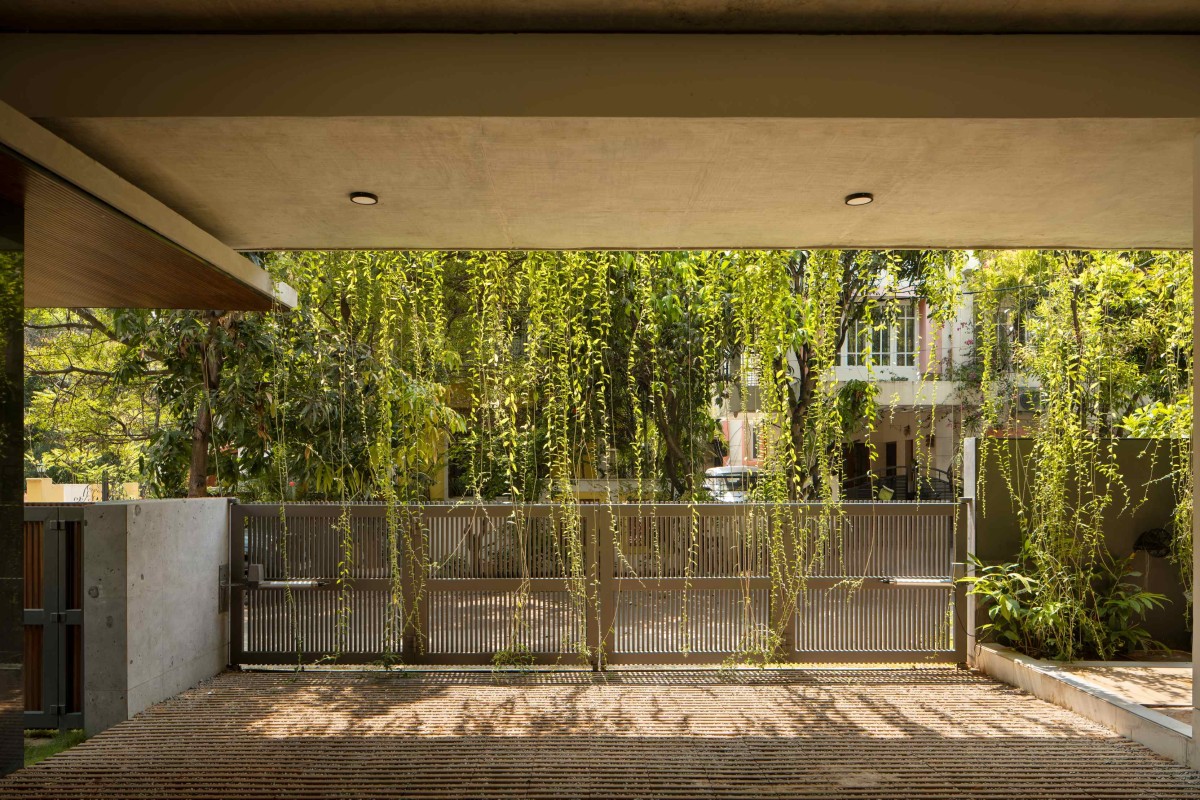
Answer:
[{"left": 3, "top": 668, "right": 1198, "bottom": 799}]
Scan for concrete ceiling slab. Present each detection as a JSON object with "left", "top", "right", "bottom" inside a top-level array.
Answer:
[
  {"left": 3, "top": 1, "right": 1200, "bottom": 33},
  {"left": 34, "top": 117, "right": 1195, "bottom": 251}
]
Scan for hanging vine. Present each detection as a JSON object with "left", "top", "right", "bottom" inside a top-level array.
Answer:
[
  {"left": 965, "top": 250, "right": 1191, "bottom": 661},
  {"left": 255, "top": 247, "right": 970, "bottom": 668}
]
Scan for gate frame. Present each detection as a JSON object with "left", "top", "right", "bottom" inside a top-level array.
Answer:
[{"left": 230, "top": 501, "right": 967, "bottom": 669}]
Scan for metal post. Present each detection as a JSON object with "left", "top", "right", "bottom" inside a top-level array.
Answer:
[
  {"left": 961, "top": 437, "right": 978, "bottom": 665},
  {"left": 953, "top": 500, "right": 970, "bottom": 667},
  {"left": 400, "top": 507, "right": 423, "bottom": 663},
  {"left": 584, "top": 506, "right": 600, "bottom": 671},
  {"left": 778, "top": 508, "right": 799, "bottom": 661},
  {"left": 228, "top": 504, "right": 246, "bottom": 667},
  {"left": 596, "top": 505, "right": 615, "bottom": 671},
  {"left": 45, "top": 517, "right": 65, "bottom": 726}
]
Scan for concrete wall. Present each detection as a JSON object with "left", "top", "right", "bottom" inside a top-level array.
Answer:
[
  {"left": 83, "top": 499, "right": 229, "bottom": 735},
  {"left": 967, "top": 437, "right": 1190, "bottom": 650}
]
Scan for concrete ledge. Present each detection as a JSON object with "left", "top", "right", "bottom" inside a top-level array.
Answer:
[{"left": 975, "top": 644, "right": 1195, "bottom": 768}]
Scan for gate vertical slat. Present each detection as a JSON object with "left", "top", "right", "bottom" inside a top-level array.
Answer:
[{"left": 23, "top": 518, "right": 43, "bottom": 718}]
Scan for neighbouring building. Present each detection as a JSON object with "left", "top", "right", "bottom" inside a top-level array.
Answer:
[{"left": 716, "top": 292, "right": 976, "bottom": 501}]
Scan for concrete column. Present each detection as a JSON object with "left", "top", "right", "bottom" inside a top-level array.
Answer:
[
  {"left": 1193, "top": 133, "right": 1199, "bottom": 767},
  {"left": 0, "top": 196, "right": 22, "bottom": 774}
]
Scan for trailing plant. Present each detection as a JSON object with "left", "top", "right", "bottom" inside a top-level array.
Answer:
[
  {"left": 1124, "top": 403, "right": 1193, "bottom": 603},
  {"left": 965, "top": 250, "right": 1192, "bottom": 660},
  {"left": 491, "top": 643, "right": 536, "bottom": 671}
]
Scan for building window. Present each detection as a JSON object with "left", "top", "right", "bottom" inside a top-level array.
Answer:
[
  {"left": 993, "top": 308, "right": 1014, "bottom": 369},
  {"left": 991, "top": 306, "right": 1029, "bottom": 370},
  {"left": 896, "top": 300, "right": 918, "bottom": 367},
  {"left": 840, "top": 300, "right": 920, "bottom": 368},
  {"left": 742, "top": 352, "right": 760, "bottom": 387},
  {"left": 749, "top": 423, "right": 763, "bottom": 460},
  {"left": 843, "top": 315, "right": 890, "bottom": 367}
]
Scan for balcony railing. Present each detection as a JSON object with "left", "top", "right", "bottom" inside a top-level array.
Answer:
[{"left": 842, "top": 465, "right": 957, "bottom": 502}]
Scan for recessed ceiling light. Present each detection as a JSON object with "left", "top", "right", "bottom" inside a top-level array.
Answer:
[
  {"left": 844, "top": 192, "right": 874, "bottom": 207},
  {"left": 349, "top": 192, "right": 379, "bottom": 206}
]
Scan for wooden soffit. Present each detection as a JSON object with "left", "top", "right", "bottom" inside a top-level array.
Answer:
[{"left": 0, "top": 101, "right": 294, "bottom": 310}]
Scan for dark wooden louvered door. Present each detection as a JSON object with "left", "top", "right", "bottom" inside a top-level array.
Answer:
[{"left": 23, "top": 505, "right": 84, "bottom": 730}]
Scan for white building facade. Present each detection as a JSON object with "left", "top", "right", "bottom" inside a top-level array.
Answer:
[{"left": 717, "top": 293, "right": 976, "bottom": 500}]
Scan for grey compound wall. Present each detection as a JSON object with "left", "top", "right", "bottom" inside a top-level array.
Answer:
[
  {"left": 83, "top": 499, "right": 229, "bottom": 735},
  {"left": 965, "top": 437, "right": 1190, "bottom": 652}
]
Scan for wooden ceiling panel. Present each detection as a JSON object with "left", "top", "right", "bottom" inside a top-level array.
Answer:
[{"left": 2, "top": 148, "right": 275, "bottom": 309}]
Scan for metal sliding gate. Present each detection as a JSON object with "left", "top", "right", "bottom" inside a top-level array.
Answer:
[
  {"left": 23, "top": 505, "right": 85, "bottom": 728},
  {"left": 231, "top": 502, "right": 966, "bottom": 668}
]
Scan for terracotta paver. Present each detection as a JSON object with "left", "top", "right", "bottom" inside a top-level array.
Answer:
[{"left": 3, "top": 668, "right": 1199, "bottom": 799}]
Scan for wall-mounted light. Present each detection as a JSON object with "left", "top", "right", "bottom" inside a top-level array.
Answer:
[
  {"left": 349, "top": 192, "right": 379, "bottom": 206},
  {"left": 844, "top": 192, "right": 874, "bottom": 207}
]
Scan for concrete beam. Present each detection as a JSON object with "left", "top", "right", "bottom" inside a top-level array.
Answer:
[
  {"left": 5, "top": 1, "right": 1200, "bottom": 35},
  {"left": 0, "top": 34, "right": 1198, "bottom": 121},
  {"left": 1, "top": 34, "right": 1196, "bottom": 251}
]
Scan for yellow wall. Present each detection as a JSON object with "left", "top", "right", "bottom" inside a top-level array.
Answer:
[{"left": 24, "top": 478, "right": 141, "bottom": 503}]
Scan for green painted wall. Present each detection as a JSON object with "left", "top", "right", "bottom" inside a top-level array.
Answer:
[{"left": 967, "top": 437, "right": 1190, "bottom": 652}]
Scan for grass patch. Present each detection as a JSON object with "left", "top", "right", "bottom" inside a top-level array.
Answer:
[{"left": 24, "top": 729, "right": 85, "bottom": 767}]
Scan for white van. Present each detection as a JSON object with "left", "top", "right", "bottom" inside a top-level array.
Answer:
[{"left": 703, "top": 466, "right": 760, "bottom": 502}]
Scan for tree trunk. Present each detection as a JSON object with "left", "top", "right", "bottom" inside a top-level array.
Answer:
[
  {"left": 187, "top": 312, "right": 224, "bottom": 497},
  {"left": 187, "top": 399, "right": 212, "bottom": 497},
  {"left": 653, "top": 399, "right": 692, "bottom": 499}
]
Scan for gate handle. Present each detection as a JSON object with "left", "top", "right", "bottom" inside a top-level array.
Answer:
[
  {"left": 245, "top": 566, "right": 328, "bottom": 589},
  {"left": 879, "top": 577, "right": 954, "bottom": 586}
]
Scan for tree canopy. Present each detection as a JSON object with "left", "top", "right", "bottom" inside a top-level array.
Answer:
[{"left": 24, "top": 248, "right": 962, "bottom": 502}]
